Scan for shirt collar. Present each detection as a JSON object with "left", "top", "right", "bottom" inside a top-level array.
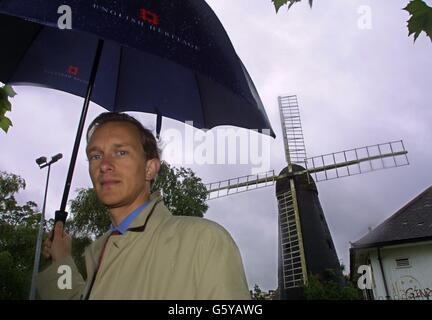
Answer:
[{"left": 110, "top": 201, "right": 151, "bottom": 234}]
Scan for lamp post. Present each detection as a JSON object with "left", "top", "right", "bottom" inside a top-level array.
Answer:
[{"left": 29, "top": 153, "right": 63, "bottom": 300}]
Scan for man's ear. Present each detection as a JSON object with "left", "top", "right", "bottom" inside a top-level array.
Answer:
[{"left": 146, "top": 158, "right": 161, "bottom": 181}]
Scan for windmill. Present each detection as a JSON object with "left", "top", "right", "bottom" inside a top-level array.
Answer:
[{"left": 205, "top": 95, "right": 409, "bottom": 300}]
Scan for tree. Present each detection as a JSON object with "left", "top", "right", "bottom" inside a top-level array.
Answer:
[
  {"left": 152, "top": 161, "right": 208, "bottom": 218},
  {"left": 272, "top": 0, "right": 432, "bottom": 43},
  {"left": 251, "top": 284, "right": 266, "bottom": 300},
  {"left": 0, "top": 171, "right": 41, "bottom": 299},
  {"left": 0, "top": 85, "right": 16, "bottom": 134},
  {"left": 0, "top": 171, "right": 40, "bottom": 228},
  {"left": 303, "top": 268, "right": 362, "bottom": 300},
  {"left": 69, "top": 188, "right": 110, "bottom": 239}
]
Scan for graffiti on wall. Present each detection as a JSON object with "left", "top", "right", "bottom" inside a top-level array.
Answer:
[{"left": 392, "top": 275, "right": 431, "bottom": 300}]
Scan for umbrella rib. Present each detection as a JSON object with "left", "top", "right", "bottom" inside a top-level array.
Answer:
[
  {"left": 113, "top": 45, "right": 124, "bottom": 111},
  {"left": 193, "top": 73, "right": 208, "bottom": 128}
]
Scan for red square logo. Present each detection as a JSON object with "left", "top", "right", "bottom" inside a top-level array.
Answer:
[
  {"left": 139, "top": 8, "right": 159, "bottom": 26},
  {"left": 68, "top": 65, "right": 79, "bottom": 76}
]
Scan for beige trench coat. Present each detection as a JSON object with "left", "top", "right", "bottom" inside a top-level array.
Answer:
[{"left": 37, "top": 193, "right": 251, "bottom": 300}]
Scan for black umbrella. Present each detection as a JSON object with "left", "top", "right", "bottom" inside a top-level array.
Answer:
[{"left": 0, "top": 0, "right": 275, "bottom": 224}]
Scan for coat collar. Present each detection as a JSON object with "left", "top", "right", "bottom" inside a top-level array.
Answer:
[{"left": 126, "top": 191, "right": 164, "bottom": 231}]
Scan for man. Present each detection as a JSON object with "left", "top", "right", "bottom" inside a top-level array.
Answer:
[{"left": 37, "top": 112, "right": 250, "bottom": 300}]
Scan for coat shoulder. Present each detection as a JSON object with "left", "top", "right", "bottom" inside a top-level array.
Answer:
[{"left": 162, "top": 214, "right": 235, "bottom": 244}]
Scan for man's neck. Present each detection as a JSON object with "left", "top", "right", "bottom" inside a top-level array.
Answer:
[{"left": 109, "top": 200, "right": 149, "bottom": 227}]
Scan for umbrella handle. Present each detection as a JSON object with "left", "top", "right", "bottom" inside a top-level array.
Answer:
[
  {"left": 55, "top": 210, "right": 68, "bottom": 223},
  {"left": 49, "top": 210, "right": 69, "bottom": 241}
]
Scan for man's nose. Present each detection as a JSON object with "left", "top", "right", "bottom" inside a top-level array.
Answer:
[{"left": 100, "top": 154, "right": 114, "bottom": 172}]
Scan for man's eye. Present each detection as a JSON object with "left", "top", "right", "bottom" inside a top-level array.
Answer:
[
  {"left": 88, "top": 154, "right": 101, "bottom": 161},
  {"left": 116, "top": 150, "right": 128, "bottom": 157}
]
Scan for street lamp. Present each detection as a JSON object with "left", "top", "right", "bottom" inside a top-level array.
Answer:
[{"left": 29, "top": 153, "right": 63, "bottom": 300}]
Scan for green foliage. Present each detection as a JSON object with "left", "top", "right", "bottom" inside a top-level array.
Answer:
[
  {"left": 303, "top": 269, "right": 362, "bottom": 300},
  {"left": 69, "top": 188, "right": 110, "bottom": 238},
  {"left": 251, "top": 284, "right": 266, "bottom": 300},
  {"left": 272, "top": 0, "right": 313, "bottom": 13},
  {"left": 0, "top": 171, "right": 25, "bottom": 198},
  {"left": 0, "top": 171, "right": 92, "bottom": 297},
  {"left": 0, "top": 171, "right": 39, "bottom": 299},
  {"left": 0, "top": 171, "right": 40, "bottom": 227},
  {"left": 152, "top": 161, "right": 208, "bottom": 218},
  {"left": 0, "top": 85, "right": 16, "bottom": 133},
  {"left": 404, "top": 0, "right": 432, "bottom": 42},
  {"left": 0, "top": 223, "right": 39, "bottom": 299}
]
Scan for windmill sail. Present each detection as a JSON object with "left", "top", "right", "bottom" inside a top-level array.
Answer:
[
  {"left": 205, "top": 140, "right": 409, "bottom": 200},
  {"left": 277, "top": 179, "right": 308, "bottom": 296},
  {"left": 304, "top": 140, "right": 409, "bottom": 182},
  {"left": 278, "top": 95, "right": 307, "bottom": 166},
  {"left": 205, "top": 170, "right": 276, "bottom": 200},
  {"left": 277, "top": 94, "right": 310, "bottom": 292}
]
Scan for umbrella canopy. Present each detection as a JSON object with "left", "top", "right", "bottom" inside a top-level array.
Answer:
[
  {"left": 0, "top": 0, "right": 275, "bottom": 224},
  {"left": 0, "top": 0, "right": 275, "bottom": 136}
]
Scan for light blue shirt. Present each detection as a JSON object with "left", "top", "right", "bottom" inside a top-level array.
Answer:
[{"left": 110, "top": 201, "right": 151, "bottom": 234}]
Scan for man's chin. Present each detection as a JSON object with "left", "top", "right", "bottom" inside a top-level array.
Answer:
[
  {"left": 99, "top": 196, "right": 123, "bottom": 209},
  {"left": 103, "top": 201, "right": 124, "bottom": 209}
]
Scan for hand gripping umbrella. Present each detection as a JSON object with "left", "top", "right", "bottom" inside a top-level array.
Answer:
[{"left": 0, "top": 0, "right": 275, "bottom": 226}]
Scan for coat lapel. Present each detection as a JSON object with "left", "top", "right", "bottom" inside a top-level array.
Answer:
[{"left": 81, "top": 232, "right": 110, "bottom": 299}]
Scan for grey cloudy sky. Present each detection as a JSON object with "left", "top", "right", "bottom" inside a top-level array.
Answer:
[{"left": 1, "top": 0, "right": 431, "bottom": 291}]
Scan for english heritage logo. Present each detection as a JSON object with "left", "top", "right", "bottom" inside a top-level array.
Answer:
[{"left": 92, "top": 2, "right": 199, "bottom": 51}]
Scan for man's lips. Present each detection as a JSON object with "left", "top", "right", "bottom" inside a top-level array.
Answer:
[{"left": 100, "top": 180, "right": 121, "bottom": 187}]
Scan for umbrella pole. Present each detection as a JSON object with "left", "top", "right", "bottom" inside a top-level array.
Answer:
[{"left": 54, "top": 39, "right": 105, "bottom": 227}]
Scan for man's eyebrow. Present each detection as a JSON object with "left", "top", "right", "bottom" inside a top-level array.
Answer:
[
  {"left": 86, "top": 143, "right": 132, "bottom": 154},
  {"left": 112, "top": 143, "right": 131, "bottom": 148},
  {"left": 86, "top": 146, "right": 99, "bottom": 154}
]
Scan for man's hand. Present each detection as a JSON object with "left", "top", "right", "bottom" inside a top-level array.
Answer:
[{"left": 43, "top": 222, "right": 72, "bottom": 262}]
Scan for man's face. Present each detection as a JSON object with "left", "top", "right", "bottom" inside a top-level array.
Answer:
[{"left": 86, "top": 121, "right": 154, "bottom": 210}]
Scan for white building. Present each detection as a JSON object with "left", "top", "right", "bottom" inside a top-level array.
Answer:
[{"left": 350, "top": 186, "right": 432, "bottom": 300}]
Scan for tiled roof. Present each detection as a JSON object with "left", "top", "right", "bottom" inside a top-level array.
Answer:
[{"left": 352, "top": 186, "right": 432, "bottom": 248}]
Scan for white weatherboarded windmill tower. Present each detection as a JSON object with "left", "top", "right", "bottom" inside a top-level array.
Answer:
[{"left": 205, "top": 95, "right": 409, "bottom": 299}]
